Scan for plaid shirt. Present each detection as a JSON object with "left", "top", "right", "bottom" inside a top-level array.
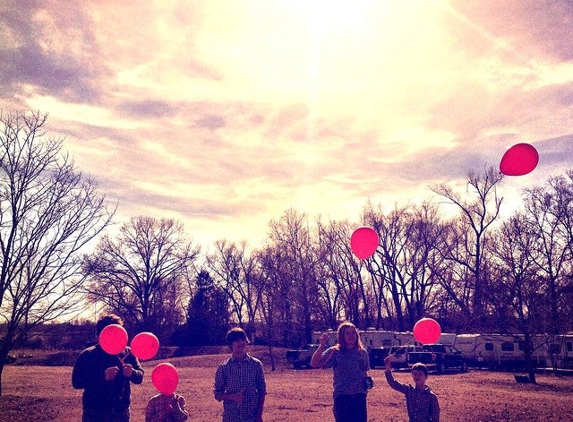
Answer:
[
  {"left": 214, "top": 353, "right": 267, "bottom": 422},
  {"left": 145, "top": 393, "right": 188, "bottom": 422},
  {"left": 385, "top": 371, "right": 440, "bottom": 422}
]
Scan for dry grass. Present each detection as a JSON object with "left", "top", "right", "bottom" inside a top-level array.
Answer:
[{"left": 1, "top": 347, "right": 573, "bottom": 421}]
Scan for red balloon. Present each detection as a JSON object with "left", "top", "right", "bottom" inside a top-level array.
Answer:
[
  {"left": 499, "top": 143, "right": 539, "bottom": 176},
  {"left": 99, "top": 324, "right": 128, "bottom": 355},
  {"left": 131, "top": 332, "right": 160, "bottom": 360},
  {"left": 151, "top": 363, "right": 178, "bottom": 395},
  {"left": 413, "top": 318, "right": 441, "bottom": 345},
  {"left": 350, "top": 227, "right": 379, "bottom": 260}
]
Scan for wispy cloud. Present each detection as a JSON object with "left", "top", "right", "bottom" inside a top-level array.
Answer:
[{"left": 1, "top": 0, "right": 573, "bottom": 246}]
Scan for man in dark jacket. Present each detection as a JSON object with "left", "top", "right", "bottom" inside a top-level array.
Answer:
[{"left": 72, "top": 314, "right": 144, "bottom": 422}]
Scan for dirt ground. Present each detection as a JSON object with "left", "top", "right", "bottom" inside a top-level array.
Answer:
[{"left": 1, "top": 349, "right": 572, "bottom": 422}]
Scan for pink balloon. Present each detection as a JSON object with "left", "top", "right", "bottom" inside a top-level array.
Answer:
[
  {"left": 99, "top": 324, "right": 128, "bottom": 355},
  {"left": 413, "top": 318, "right": 441, "bottom": 345},
  {"left": 499, "top": 143, "right": 539, "bottom": 176},
  {"left": 151, "top": 363, "right": 178, "bottom": 395},
  {"left": 131, "top": 332, "right": 160, "bottom": 360},
  {"left": 350, "top": 227, "right": 379, "bottom": 260}
]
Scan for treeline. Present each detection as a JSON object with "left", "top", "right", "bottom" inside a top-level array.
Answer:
[
  {"left": 82, "top": 168, "right": 573, "bottom": 350},
  {"left": 1, "top": 111, "right": 572, "bottom": 370}
]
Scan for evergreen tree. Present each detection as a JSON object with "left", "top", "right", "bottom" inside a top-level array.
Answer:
[{"left": 187, "top": 270, "right": 230, "bottom": 345}]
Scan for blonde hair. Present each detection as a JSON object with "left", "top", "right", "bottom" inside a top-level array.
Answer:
[{"left": 336, "top": 321, "right": 365, "bottom": 351}]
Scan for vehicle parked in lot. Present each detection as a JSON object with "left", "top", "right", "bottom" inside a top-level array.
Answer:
[
  {"left": 306, "top": 330, "right": 573, "bottom": 371},
  {"left": 388, "top": 345, "right": 424, "bottom": 370},
  {"left": 369, "top": 347, "right": 390, "bottom": 369},
  {"left": 408, "top": 344, "right": 468, "bottom": 374},
  {"left": 286, "top": 343, "right": 319, "bottom": 368}
]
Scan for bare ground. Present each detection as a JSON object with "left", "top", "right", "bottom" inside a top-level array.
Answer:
[{"left": 1, "top": 348, "right": 572, "bottom": 421}]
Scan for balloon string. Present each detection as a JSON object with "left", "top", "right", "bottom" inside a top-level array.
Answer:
[{"left": 119, "top": 349, "right": 130, "bottom": 364}]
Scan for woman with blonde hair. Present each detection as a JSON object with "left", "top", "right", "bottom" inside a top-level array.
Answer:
[{"left": 310, "top": 321, "right": 371, "bottom": 422}]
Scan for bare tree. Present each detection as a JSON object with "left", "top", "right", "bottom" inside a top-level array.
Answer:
[
  {"left": 257, "top": 245, "right": 296, "bottom": 346},
  {"left": 316, "top": 219, "right": 352, "bottom": 328},
  {"left": 0, "top": 111, "right": 113, "bottom": 395},
  {"left": 432, "top": 167, "right": 503, "bottom": 327},
  {"left": 82, "top": 216, "right": 199, "bottom": 338},
  {"left": 488, "top": 213, "right": 545, "bottom": 383},
  {"left": 364, "top": 202, "right": 444, "bottom": 330},
  {"left": 522, "top": 177, "right": 572, "bottom": 335},
  {"left": 266, "top": 209, "right": 321, "bottom": 344},
  {"left": 206, "top": 240, "right": 262, "bottom": 339},
  {"left": 555, "top": 172, "right": 573, "bottom": 332}
]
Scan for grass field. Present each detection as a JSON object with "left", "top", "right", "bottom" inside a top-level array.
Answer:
[{"left": 1, "top": 347, "right": 572, "bottom": 421}]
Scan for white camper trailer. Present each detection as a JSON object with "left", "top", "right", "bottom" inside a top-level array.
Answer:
[
  {"left": 438, "top": 332, "right": 457, "bottom": 345},
  {"left": 360, "top": 329, "right": 396, "bottom": 348},
  {"left": 312, "top": 328, "right": 413, "bottom": 349},
  {"left": 454, "top": 333, "right": 547, "bottom": 370},
  {"left": 547, "top": 334, "right": 573, "bottom": 369},
  {"left": 312, "top": 329, "right": 337, "bottom": 347}
]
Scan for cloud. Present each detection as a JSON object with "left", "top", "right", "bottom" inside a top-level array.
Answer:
[
  {"left": 1, "top": 0, "right": 573, "bottom": 247},
  {"left": 448, "top": 0, "right": 573, "bottom": 62},
  {"left": 1, "top": 1, "right": 109, "bottom": 104},
  {"left": 118, "top": 100, "right": 177, "bottom": 119}
]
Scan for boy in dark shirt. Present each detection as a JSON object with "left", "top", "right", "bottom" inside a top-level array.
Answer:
[
  {"left": 384, "top": 355, "right": 440, "bottom": 422},
  {"left": 72, "top": 314, "right": 144, "bottom": 422}
]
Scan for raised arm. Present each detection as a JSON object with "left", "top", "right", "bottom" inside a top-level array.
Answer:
[
  {"left": 310, "top": 333, "right": 329, "bottom": 368},
  {"left": 384, "top": 356, "right": 409, "bottom": 394}
]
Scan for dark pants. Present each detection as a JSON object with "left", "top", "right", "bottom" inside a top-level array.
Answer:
[
  {"left": 82, "top": 407, "right": 130, "bottom": 422},
  {"left": 333, "top": 393, "right": 367, "bottom": 422}
]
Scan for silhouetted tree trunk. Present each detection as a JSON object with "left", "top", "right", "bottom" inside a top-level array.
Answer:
[{"left": 0, "top": 111, "right": 113, "bottom": 396}]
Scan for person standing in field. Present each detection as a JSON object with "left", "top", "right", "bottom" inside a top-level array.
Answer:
[
  {"left": 213, "top": 327, "right": 267, "bottom": 422},
  {"left": 145, "top": 391, "right": 189, "bottom": 422},
  {"left": 72, "top": 314, "right": 144, "bottom": 422},
  {"left": 310, "top": 321, "right": 372, "bottom": 422},
  {"left": 383, "top": 355, "right": 440, "bottom": 422}
]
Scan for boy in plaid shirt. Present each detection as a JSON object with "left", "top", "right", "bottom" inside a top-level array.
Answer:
[
  {"left": 214, "top": 327, "right": 266, "bottom": 422},
  {"left": 384, "top": 356, "right": 440, "bottom": 422}
]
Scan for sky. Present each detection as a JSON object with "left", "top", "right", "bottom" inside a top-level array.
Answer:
[{"left": 1, "top": 0, "right": 573, "bottom": 250}]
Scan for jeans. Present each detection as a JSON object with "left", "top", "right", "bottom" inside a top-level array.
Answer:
[
  {"left": 333, "top": 393, "right": 367, "bottom": 422},
  {"left": 82, "top": 407, "right": 130, "bottom": 422}
]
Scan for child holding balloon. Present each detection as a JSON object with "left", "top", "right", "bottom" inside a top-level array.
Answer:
[
  {"left": 382, "top": 317, "right": 442, "bottom": 422},
  {"left": 72, "top": 314, "right": 144, "bottom": 422},
  {"left": 145, "top": 393, "right": 188, "bottom": 422},
  {"left": 145, "top": 363, "right": 188, "bottom": 422},
  {"left": 383, "top": 356, "right": 440, "bottom": 422},
  {"left": 310, "top": 321, "right": 371, "bottom": 422}
]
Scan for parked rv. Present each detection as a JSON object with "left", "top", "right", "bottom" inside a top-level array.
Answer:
[
  {"left": 547, "top": 334, "right": 573, "bottom": 369},
  {"left": 361, "top": 329, "right": 396, "bottom": 349},
  {"left": 453, "top": 333, "right": 547, "bottom": 370},
  {"left": 286, "top": 343, "right": 319, "bottom": 369},
  {"left": 304, "top": 329, "right": 573, "bottom": 371}
]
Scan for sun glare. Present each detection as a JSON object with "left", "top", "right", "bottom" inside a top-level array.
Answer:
[{"left": 304, "top": 0, "right": 375, "bottom": 33}]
